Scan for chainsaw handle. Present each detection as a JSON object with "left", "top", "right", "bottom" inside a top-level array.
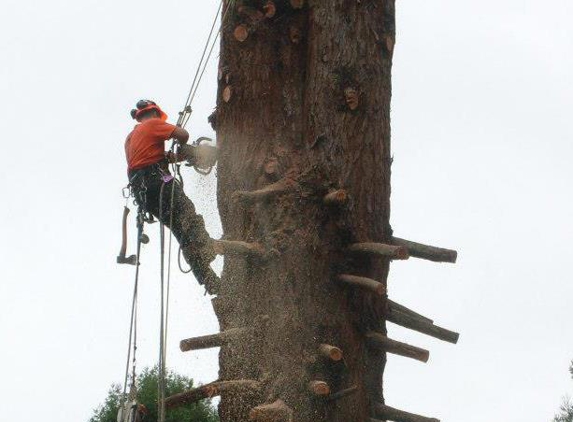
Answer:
[
  {"left": 118, "top": 206, "right": 130, "bottom": 259},
  {"left": 193, "top": 136, "right": 213, "bottom": 146}
]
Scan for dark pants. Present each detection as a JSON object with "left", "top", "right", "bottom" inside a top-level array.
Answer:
[{"left": 129, "top": 162, "right": 218, "bottom": 292}]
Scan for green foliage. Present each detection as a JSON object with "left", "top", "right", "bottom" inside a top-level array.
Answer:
[
  {"left": 554, "top": 399, "right": 573, "bottom": 422},
  {"left": 554, "top": 362, "right": 573, "bottom": 422},
  {"left": 90, "top": 367, "right": 218, "bottom": 422}
]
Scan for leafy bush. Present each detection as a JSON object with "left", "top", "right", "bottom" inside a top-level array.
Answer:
[{"left": 90, "top": 366, "right": 218, "bottom": 422}]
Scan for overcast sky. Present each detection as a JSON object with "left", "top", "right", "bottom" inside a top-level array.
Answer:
[{"left": 0, "top": 1, "right": 571, "bottom": 421}]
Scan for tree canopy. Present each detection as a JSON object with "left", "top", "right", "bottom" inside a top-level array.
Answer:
[{"left": 90, "top": 366, "right": 218, "bottom": 422}]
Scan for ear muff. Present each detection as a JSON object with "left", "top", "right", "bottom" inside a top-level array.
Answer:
[
  {"left": 130, "top": 100, "right": 167, "bottom": 121},
  {"left": 136, "top": 99, "right": 157, "bottom": 110}
]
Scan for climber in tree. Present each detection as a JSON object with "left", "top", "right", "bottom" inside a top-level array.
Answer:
[{"left": 125, "top": 99, "right": 219, "bottom": 294}]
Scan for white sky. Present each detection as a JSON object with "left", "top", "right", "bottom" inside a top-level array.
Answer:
[{"left": 0, "top": 1, "right": 571, "bottom": 421}]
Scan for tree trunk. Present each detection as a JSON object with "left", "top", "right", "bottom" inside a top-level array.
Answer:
[{"left": 213, "top": 1, "right": 396, "bottom": 421}]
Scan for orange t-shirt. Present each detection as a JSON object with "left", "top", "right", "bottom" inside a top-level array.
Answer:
[{"left": 125, "top": 118, "right": 177, "bottom": 171}]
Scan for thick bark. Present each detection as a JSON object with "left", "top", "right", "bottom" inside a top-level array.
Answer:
[{"left": 213, "top": 1, "right": 395, "bottom": 422}]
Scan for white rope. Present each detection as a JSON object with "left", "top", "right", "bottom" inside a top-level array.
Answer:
[
  {"left": 157, "top": 176, "right": 174, "bottom": 422},
  {"left": 155, "top": 2, "right": 236, "bottom": 419},
  {"left": 122, "top": 213, "right": 144, "bottom": 400},
  {"left": 179, "top": 1, "right": 223, "bottom": 120},
  {"left": 177, "top": 0, "right": 235, "bottom": 128}
]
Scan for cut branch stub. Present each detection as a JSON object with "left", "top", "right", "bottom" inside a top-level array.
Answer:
[
  {"left": 391, "top": 237, "right": 457, "bottom": 263},
  {"left": 165, "top": 380, "right": 262, "bottom": 408},
  {"left": 217, "top": 66, "right": 226, "bottom": 81},
  {"left": 232, "top": 179, "right": 296, "bottom": 204},
  {"left": 386, "top": 309, "right": 460, "bottom": 344},
  {"left": 263, "top": 1, "right": 276, "bottom": 18},
  {"left": 372, "top": 403, "right": 440, "bottom": 422},
  {"left": 249, "top": 399, "right": 294, "bottom": 422},
  {"left": 180, "top": 327, "right": 251, "bottom": 352},
  {"left": 234, "top": 24, "right": 250, "bottom": 42},
  {"left": 181, "top": 315, "right": 269, "bottom": 352},
  {"left": 344, "top": 87, "right": 359, "bottom": 110},
  {"left": 290, "top": 0, "right": 304, "bottom": 9},
  {"left": 323, "top": 189, "right": 348, "bottom": 205},
  {"left": 387, "top": 299, "right": 434, "bottom": 324},
  {"left": 213, "top": 240, "right": 265, "bottom": 257},
  {"left": 348, "top": 242, "right": 409, "bottom": 260},
  {"left": 318, "top": 344, "right": 343, "bottom": 362},
  {"left": 308, "top": 380, "right": 331, "bottom": 396},
  {"left": 327, "top": 385, "right": 359, "bottom": 402},
  {"left": 237, "top": 5, "right": 265, "bottom": 24},
  {"left": 366, "top": 332, "right": 430, "bottom": 363},
  {"left": 289, "top": 26, "right": 302, "bottom": 44},
  {"left": 385, "top": 35, "right": 395, "bottom": 54},
  {"left": 337, "top": 274, "right": 386, "bottom": 296},
  {"left": 223, "top": 85, "right": 233, "bottom": 103}
]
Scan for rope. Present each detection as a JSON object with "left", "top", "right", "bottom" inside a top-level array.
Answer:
[
  {"left": 177, "top": 0, "right": 235, "bottom": 128},
  {"left": 177, "top": 0, "right": 223, "bottom": 126},
  {"left": 178, "top": 245, "right": 193, "bottom": 274},
  {"left": 157, "top": 180, "right": 169, "bottom": 422},
  {"left": 122, "top": 212, "right": 144, "bottom": 399},
  {"left": 157, "top": 157, "right": 179, "bottom": 422}
]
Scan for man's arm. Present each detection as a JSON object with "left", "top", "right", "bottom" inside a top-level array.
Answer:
[{"left": 171, "top": 126, "right": 189, "bottom": 145}]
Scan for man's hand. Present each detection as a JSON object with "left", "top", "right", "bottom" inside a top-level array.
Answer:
[
  {"left": 166, "top": 151, "right": 178, "bottom": 163},
  {"left": 172, "top": 126, "right": 189, "bottom": 144},
  {"left": 166, "top": 147, "right": 192, "bottom": 164}
]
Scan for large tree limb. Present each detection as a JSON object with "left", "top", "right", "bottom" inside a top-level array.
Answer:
[
  {"left": 349, "top": 243, "right": 409, "bottom": 260},
  {"left": 232, "top": 179, "right": 297, "bottom": 204},
  {"left": 387, "top": 299, "right": 434, "bottom": 324},
  {"left": 366, "top": 332, "right": 429, "bottom": 363},
  {"left": 213, "top": 240, "right": 265, "bottom": 257},
  {"left": 180, "top": 327, "right": 251, "bottom": 352},
  {"left": 337, "top": 274, "right": 386, "bottom": 296},
  {"left": 386, "top": 309, "right": 459, "bottom": 344},
  {"left": 391, "top": 237, "right": 457, "bottom": 263},
  {"left": 249, "top": 399, "right": 293, "bottom": 422},
  {"left": 165, "top": 380, "right": 262, "bottom": 408},
  {"left": 372, "top": 403, "right": 440, "bottom": 422},
  {"left": 327, "top": 385, "right": 358, "bottom": 402}
]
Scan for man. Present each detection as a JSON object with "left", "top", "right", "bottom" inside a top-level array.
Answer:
[{"left": 125, "top": 99, "right": 219, "bottom": 294}]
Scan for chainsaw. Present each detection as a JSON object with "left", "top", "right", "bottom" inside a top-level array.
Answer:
[{"left": 178, "top": 137, "right": 218, "bottom": 175}]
